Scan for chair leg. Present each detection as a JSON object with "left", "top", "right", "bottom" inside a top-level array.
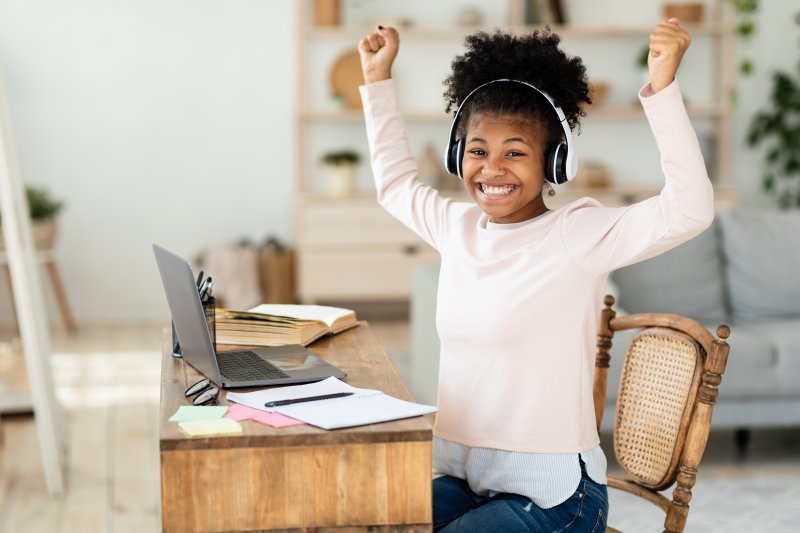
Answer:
[
  {"left": 734, "top": 428, "right": 751, "bottom": 459},
  {"left": 43, "top": 259, "right": 77, "bottom": 334}
]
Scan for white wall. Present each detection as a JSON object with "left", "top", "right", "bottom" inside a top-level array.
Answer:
[
  {"left": 0, "top": 0, "right": 295, "bottom": 325},
  {"left": 0, "top": 0, "right": 795, "bottom": 326}
]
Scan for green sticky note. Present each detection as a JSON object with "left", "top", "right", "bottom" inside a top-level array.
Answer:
[{"left": 169, "top": 405, "right": 228, "bottom": 422}]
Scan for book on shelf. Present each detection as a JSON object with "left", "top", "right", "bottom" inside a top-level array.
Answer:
[{"left": 215, "top": 304, "right": 358, "bottom": 347}]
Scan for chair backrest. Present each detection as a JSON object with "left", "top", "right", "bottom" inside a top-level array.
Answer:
[{"left": 593, "top": 295, "right": 730, "bottom": 533}]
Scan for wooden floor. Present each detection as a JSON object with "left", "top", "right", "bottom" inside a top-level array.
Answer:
[
  {"left": 1, "top": 322, "right": 799, "bottom": 533},
  {"left": 0, "top": 325, "right": 163, "bottom": 533}
]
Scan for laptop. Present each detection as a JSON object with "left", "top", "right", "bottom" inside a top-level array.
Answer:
[{"left": 153, "top": 244, "right": 347, "bottom": 388}]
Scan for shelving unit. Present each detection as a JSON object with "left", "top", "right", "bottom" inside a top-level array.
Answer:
[{"left": 294, "top": 0, "right": 738, "bottom": 304}]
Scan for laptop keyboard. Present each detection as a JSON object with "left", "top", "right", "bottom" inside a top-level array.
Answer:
[{"left": 217, "top": 350, "right": 290, "bottom": 381}]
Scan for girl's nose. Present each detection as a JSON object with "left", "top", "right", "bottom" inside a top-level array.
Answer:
[{"left": 482, "top": 156, "right": 506, "bottom": 178}]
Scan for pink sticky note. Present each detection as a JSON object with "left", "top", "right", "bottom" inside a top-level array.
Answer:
[
  {"left": 225, "top": 403, "right": 305, "bottom": 428},
  {"left": 254, "top": 411, "right": 306, "bottom": 428},
  {"left": 225, "top": 403, "right": 257, "bottom": 422}
]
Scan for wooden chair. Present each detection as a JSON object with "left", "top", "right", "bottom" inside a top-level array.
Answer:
[{"left": 593, "top": 295, "right": 731, "bottom": 533}]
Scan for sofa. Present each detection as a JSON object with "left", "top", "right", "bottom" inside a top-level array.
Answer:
[{"left": 410, "top": 209, "right": 800, "bottom": 439}]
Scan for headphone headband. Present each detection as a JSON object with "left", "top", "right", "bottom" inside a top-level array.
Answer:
[{"left": 443, "top": 78, "right": 577, "bottom": 184}]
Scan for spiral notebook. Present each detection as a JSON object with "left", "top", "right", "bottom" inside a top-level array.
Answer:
[{"left": 226, "top": 377, "right": 437, "bottom": 430}]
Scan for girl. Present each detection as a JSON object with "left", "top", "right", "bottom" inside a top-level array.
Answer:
[{"left": 358, "top": 19, "right": 712, "bottom": 533}]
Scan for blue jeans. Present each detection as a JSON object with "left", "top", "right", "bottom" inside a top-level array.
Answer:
[{"left": 432, "top": 458, "right": 608, "bottom": 533}]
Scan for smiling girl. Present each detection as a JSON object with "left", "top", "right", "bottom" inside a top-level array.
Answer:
[{"left": 358, "top": 20, "right": 713, "bottom": 533}]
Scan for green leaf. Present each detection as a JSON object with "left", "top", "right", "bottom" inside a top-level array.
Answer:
[
  {"left": 747, "top": 113, "right": 768, "bottom": 146},
  {"left": 779, "top": 192, "right": 791, "bottom": 209},
  {"left": 767, "top": 148, "right": 781, "bottom": 164},
  {"left": 764, "top": 174, "right": 774, "bottom": 191},
  {"left": 740, "top": 58, "right": 754, "bottom": 75},
  {"left": 737, "top": 21, "right": 755, "bottom": 38},
  {"left": 635, "top": 44, "right": 649, "bottom": 69},
  {"left": 25, "top": 186, "right": 64, "bottom": 220},
  {"left": 732, "top": 0, "right": 759, "bottom": 14}
]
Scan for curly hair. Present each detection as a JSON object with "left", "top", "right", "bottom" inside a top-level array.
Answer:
[{"left": 443, "top": 29, "right": 591, "bottom": 148}]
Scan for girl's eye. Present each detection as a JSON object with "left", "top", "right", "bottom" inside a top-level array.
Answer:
[
  {"left": 469, "top": 149, "right": 486, "bottom": 156},
  {"left": 507, "top": 150, "right": 525, "bottom": 157}
]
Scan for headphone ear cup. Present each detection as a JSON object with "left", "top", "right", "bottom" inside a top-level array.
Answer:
[
  {"left": 545, "top": 143, "right": 568, "bottom": 185},
  {"left": 449, "top": 139, "right": 465, "bottom": 179}
]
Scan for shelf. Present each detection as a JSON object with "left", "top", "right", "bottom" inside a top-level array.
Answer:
[
  {"left": 299, "top": 190, "right": 661, "bottom": 210},
  {"left": 300, "top": 104, "right": 732, "bottom": 123},
  {"left": 304, "top": 23, "right": 731, "bottom": 40},
  {"left": 300, "top": 110, "right": 449, "bottom": 122},
  {"left": 586, "top": 104, "right": 733, "bottom": 119},
  {"left": 301, "top": 184, "right": 737, "bottom": 205},
  {"left": 301, "top": 192, "right": 378, "bottom": 203}
]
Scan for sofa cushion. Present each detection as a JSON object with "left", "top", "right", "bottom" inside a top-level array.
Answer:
[
  {"left": 718, "top": 210, "right": 800, "bottom": 322},
  {"left": 610, "top": 225, "right": 727, "bottom": 323},
  {"left": 604, "top": 320, "right": 799, "bottom": 402},
  {"left": 739, "top": 320, "right": 800, "bottom": 397}
]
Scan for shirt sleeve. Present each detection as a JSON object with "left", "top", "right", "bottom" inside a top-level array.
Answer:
[
  {"left": 560, "top": 79, "right": 715, "bottom": 276},
  {"left": 359, "top": 79, "right": 458, "bottom": 252}
]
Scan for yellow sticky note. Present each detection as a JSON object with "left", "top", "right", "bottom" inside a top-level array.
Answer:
[{"left": 178, "top": 418, "right": 243, "bottom": 437}]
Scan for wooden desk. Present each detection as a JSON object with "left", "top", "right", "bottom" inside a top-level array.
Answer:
[{"left": 159, "top": 321, "right": 433, "bottom": 533}]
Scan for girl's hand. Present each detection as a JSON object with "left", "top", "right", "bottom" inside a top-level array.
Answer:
[
  {"left": 648, "top": 18, "right": 691, "bottom": 93},
  {"left": 358, "top": 26, "right": 399, "bottom": 84}
]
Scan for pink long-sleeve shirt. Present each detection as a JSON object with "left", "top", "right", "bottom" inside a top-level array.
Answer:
[{"left": 360, "top": 78, "right": 714, "bottom": 453}]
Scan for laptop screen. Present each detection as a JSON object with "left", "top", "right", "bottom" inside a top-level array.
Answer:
[{"left": 153, "top": 244, "right": 221, "bottom": 384}]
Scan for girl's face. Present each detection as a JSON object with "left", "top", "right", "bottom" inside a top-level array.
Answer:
[{"left": 461, "top": 113, "right": 549, "bottom": 224}]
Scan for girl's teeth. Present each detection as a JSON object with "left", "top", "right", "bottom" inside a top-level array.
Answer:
[{"left": 482, "top": 184, "right": 516, "bottom": 195}]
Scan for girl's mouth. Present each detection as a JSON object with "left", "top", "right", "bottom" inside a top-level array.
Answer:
[{"left": 478, "top": 183, "right": 519, "bottom": 197}]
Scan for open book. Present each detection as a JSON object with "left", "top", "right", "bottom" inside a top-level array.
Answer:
[
  {"left": 226, "top": 377, "right": 437, "bottom": 430},
  {"left": 215, "top": 304, "right": 358, "bottom": 347}
]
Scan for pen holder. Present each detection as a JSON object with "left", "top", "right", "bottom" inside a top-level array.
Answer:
[
  {"left": 204, "top": 296, "right": 216, "bottom": 350},
  {"left": 171, "top": 296, "right": 216, "bottom": 358}
]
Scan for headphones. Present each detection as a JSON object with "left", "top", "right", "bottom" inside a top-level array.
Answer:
[{"left": 443, "top": 78, "right": 578, "bottom": 185}]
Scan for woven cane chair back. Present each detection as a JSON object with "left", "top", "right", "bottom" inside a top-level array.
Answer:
[
  {"left": 593, "top": 295, "right": 731, "bottom": 533},
  {"left": 614, "top": 327, "right": 702, "bottom": 490}
]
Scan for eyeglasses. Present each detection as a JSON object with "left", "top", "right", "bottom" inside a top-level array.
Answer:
[{"left": 185, "top": 378, "right": 220, "bottom": 406}]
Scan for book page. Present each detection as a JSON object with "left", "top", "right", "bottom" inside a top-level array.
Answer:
[{"left": 248, "top": 304, "right": 354, "bottom": 328}]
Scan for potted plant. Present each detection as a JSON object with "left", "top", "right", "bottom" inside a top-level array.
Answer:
[
  {"left": 321, "top": 149, "right": 360, "bottom": 196},
  {"left": 746, "top": 10, "right": 800, "bottom": 209},
  {"left": 0, "top": 185, "right": 65, "bottom": 250}
]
